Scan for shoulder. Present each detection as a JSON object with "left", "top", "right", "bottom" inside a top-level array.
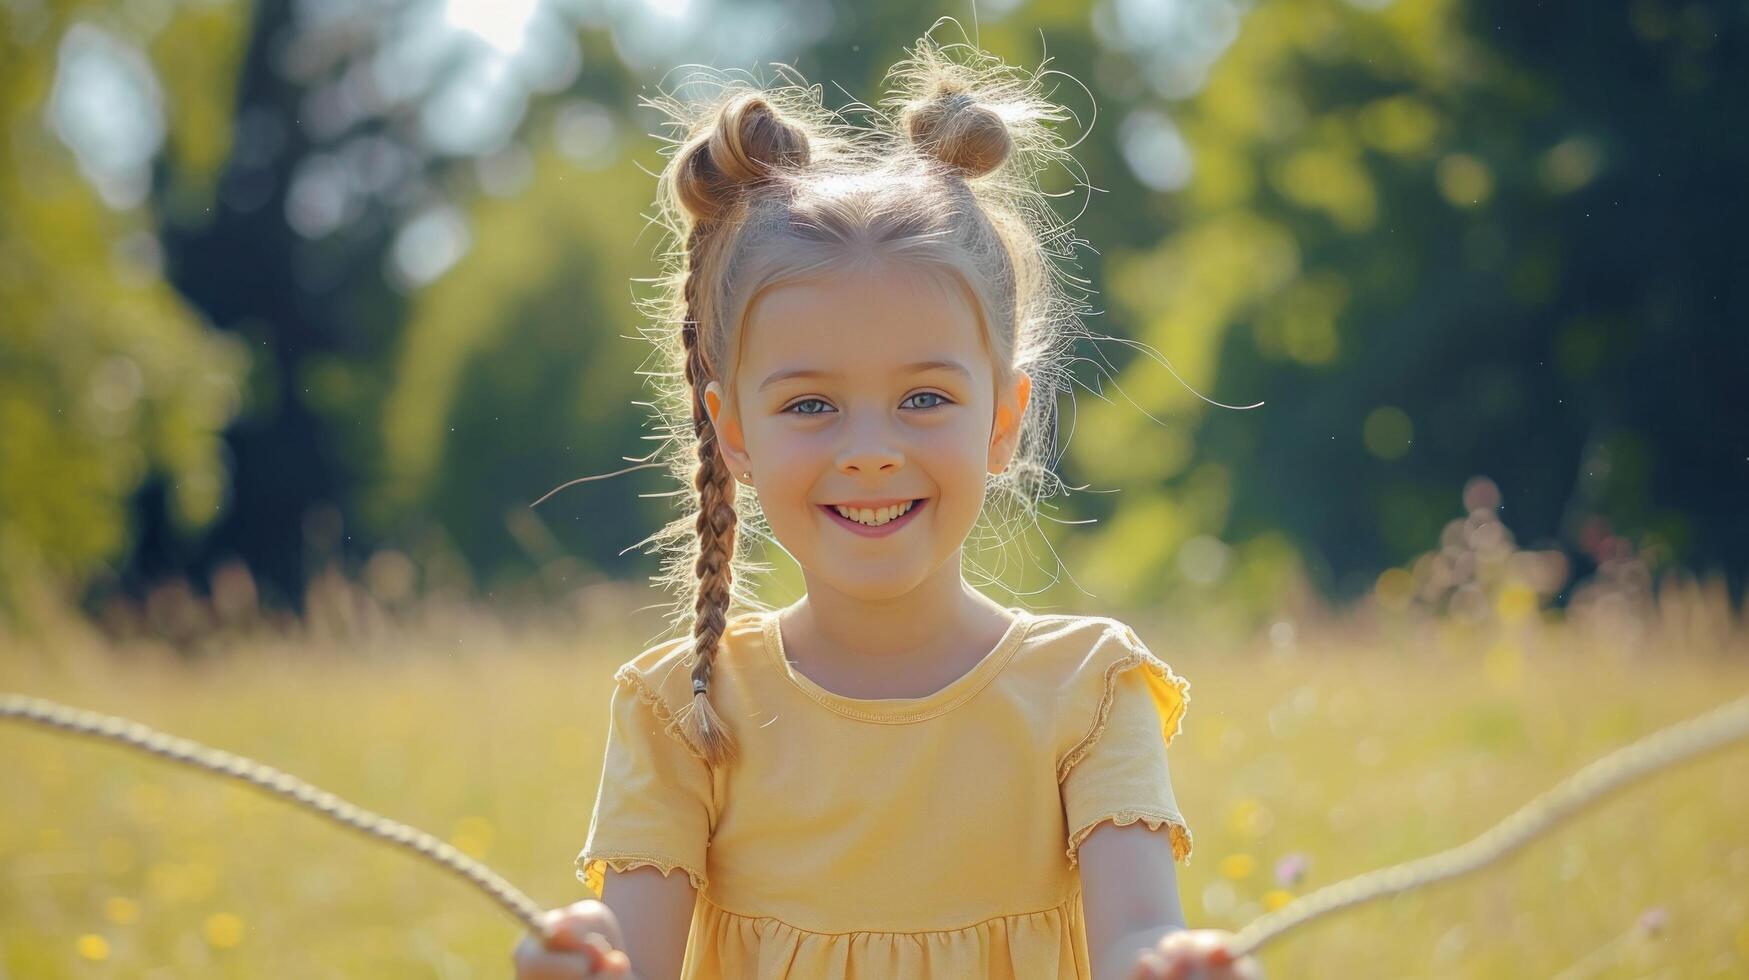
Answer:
[
  {"left": 600, "top": 612, "right": 769, "bottom": 763},
  {"left": 1019, "top": 611, "right": 1143, "bottom": 646},
  {"left": 612, "top": 610, "right": 770, "bottom": 708},
  {"left": 1010, "top": 611, "right": 1163, "bottom": 679},
  {"left": 1006, "top": 612, "right": 1191, "bottom": 775}
]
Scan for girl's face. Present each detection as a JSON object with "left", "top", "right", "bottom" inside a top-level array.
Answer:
[{"left": 704, "top": 261, "right": 1031, "bottom": 602}]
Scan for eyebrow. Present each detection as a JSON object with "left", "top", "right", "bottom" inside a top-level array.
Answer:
[{"left": 758, "top": 359, "right": 974, "bottom": 391}]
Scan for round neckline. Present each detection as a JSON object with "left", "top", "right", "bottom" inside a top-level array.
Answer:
[{"left": 762, "top": 607, "right": 1035, "bottom": 723}]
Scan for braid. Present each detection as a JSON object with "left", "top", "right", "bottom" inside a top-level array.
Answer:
[{"left": 675, "top": 222, "right": 739, "bottom": 766}]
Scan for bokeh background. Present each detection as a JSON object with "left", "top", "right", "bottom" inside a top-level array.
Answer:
[{"left": 3, "top": 0, "right": 1746, "bottom": 977}]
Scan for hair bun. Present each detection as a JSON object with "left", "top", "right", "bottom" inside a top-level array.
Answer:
[
  {"left": 674, "top": 93, "right": 812, "bottom": 223},
  {"left": 901, "top": 87, "right": 1012, "bottom": 179}
]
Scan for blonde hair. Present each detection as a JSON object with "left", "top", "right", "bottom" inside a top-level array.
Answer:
[{"left": 628, "top": 24, "right": 1098, "bottom": 765}]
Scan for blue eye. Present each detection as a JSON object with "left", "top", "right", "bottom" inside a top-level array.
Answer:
[
  {"left": 783, "top": 392, "right": 951, "bottom": 414},
  {"left": 902, "top": 391, "right": 952, "bottom": 410},
  {"left": 783, "top": 398, "right": 833, "bottom": 416}
]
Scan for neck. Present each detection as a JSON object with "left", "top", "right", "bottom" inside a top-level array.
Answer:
[{"left": 785, "top": 551, "right": 1009, "bottom": 660}]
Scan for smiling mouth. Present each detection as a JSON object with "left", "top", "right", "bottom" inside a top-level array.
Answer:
[{"left": 819, "top": 498, "right": 926, "bottom": 534}]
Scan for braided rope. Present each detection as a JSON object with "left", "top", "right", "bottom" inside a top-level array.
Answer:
[
  {"left": 0, "top": 693, "right": 550, "bottom": 938},
  {"left": 4, "top": 687, "right": 1746, "bottom": 960},
  {"left": 1227, "top": 690, "right": 1749, "bottom": 958}
]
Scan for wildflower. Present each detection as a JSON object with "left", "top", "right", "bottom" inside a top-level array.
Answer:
[
  {"left": 204, "top": 912, "right": 246, "bottom": 949},
  {"left": 1275, "top": 852, "right": 1309, "bottom": 887},
  {"left": 1218, "top": 853, "right": 1256, "bottom": 880},
  {"left": 77, "top": 934, "right": 110, "bottom": 961}
]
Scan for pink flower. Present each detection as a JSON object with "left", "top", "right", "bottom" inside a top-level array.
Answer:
[{"left": 1274, "top": 853, "right": 1309, "bottom": 888}]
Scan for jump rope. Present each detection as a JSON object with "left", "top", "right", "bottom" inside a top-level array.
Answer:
[{"left": 3, "top": 686, "right": 1746, "bottom": 963}]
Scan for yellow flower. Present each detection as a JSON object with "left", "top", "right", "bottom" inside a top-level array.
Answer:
[
  {"left": 1219, "top": 853, "right": 1257, "bottom": 880},
  {"left": 77, "top": 934, "right": 110, "bottom": 961},
  {"left": 1495, "top": 584, "right": 1538, "bottom": 624},
  {"left": 205, "top": 912, "right": 246, "bottom": 949},
  {"left": 1263, "top": 889, "right": 1295, "bottom": 911}
]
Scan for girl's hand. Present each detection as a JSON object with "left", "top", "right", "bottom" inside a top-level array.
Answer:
[
  {"left": 1127, "top": 928, "right": 1264, "bottom": 980},
  {"left": 512, "top": 900, "right": 639, "bottom": 979}
]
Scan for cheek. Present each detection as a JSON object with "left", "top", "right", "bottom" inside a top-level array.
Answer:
[
  {"left": 918, "top": 415, "right": 992, "bottom": 469},
  {"left": 743, "top": 425, "right": 823, "bottom": 492}
]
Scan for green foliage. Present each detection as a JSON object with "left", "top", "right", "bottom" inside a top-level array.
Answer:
[
  {"left": 375, "top": 145, "right": 677, "bottom": 588},
  {"left": 2, "top": 0, "right": 1739, "bottom": 615},
  {"left": 1069, "top": 0, "right": 1746, "bottom": 608},
  {"left": 0, "top": 3, "right": 248, "bottom": 617}
]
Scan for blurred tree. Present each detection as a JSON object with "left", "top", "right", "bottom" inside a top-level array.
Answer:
[
  {"left": 128, "top": 0, "right": 839, "bottom": 605},
  {"left": 137, "top": 0, "right": 837, "bottom": 604},
  {"left": 6, "top": 0, "right": 1742, "bottom": 622},
  {"left": 1068, "top": 0, "right": 1746, "bottom": 609},
  {"left": 0, "top": 2, "right": 248, "bottom": 621}
]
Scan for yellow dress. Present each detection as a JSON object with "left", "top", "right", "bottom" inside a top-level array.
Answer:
[{"left": 577, "top": 608, "right": 1194, "bottom": 979}]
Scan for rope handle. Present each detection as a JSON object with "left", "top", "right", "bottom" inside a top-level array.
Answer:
[
  {"left": 1, "top": 694, "right": 554, "bottom": 942},
  {"left": 1227, "top": 690, "right": 1749, "bottom": 957},
  {"left": 5, "top": 689, "right": 1747, "bottom": 960}
]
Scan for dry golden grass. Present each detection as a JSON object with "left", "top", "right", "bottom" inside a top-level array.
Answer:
[{"left": 2, "top": 577, "right": 1746, "bottom": 978}]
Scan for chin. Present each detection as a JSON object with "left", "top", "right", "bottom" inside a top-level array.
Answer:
[{"left": 814, "top": 569, "right": 931, "bottom": 603}]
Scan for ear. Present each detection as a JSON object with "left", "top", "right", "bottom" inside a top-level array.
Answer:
[
  {"left": 987, "top": 370, "right": 1032, "bottom": 476},
  {"left": 703, "top": 381, "right": 753, "bottom": 482}
]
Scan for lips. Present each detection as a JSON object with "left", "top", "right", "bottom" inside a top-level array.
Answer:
[{"left": 819, "top": 498, "right": 926, "bottom": 538}]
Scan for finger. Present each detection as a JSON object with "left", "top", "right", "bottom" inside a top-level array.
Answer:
[
  {"left": 1153, "top": 930, "right": 1196, "bottom": 953},
  {"left": 562, "top": 900, "right": 629, "bottom": 949},
  {"left": 514, "top": 947, "right": 599, "bottom": 980},
  {"left": 598, "top": 949, "right": 632, "bottom": 976},
  {"left": 1127, "top": 950, "right": 1168, "bottom": 980},
  {"left": 577, "top": 943, "right": 630, "bottom": 977},
  {"left": 1190, "top": 933, "right": 1251, "bottom": 979},
  {"left": 539, "top": 911, "right": 576, "bottom": 949},
  {"left": 1145, "top": 932, "right": 1194, "bottom": 980},
  {"left": 573, "top": 933, "right": 633, "bottom": 976},
  {"left": 1161, "top": 932, "right": 1231, "bottom": 966},
  {"left": 544, "top": 921, "right": 612, "bottom": 965},
  {"left": 1161, "top": 952, "right": 1203, "bottom": 980},
  {"left": 513, "top": 935, "right": 560, "bottom": 974},
  {"left": 541, "top": 926, "right": 595, "bottom": 957}
]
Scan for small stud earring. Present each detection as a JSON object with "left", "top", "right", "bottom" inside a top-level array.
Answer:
[{"left": 740, "top": 471, "right": 751, "bottom": 481}]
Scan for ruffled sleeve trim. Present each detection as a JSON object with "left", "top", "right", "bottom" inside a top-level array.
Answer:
[
  {"left": 615, "top": 662, "right": 711, "bottom": 765},
  {"left": 1054, "top": 626, "right": 1191, "bottom": 784},
  {"left": 576, "top": 851, "right": 708, "bottom": 900},
  {"left": 1065, "top": 810, "right": 1194, "bottom": 868}
]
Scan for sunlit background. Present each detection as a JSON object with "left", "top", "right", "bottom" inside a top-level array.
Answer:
[{"left": 3, "top": 0, "right": 1746, "bottom": 977}]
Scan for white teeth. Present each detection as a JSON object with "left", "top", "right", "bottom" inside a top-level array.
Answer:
[{"left": 833, "top": 500, "right": 915, "bottom": 527}]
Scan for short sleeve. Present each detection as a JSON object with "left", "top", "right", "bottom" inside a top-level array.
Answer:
[
  {"left": 575, "top": 667, "right": 715, "bottom": 898},
  {"left": 1058, "top": 627, "right": 1193, "bottom": 868}
]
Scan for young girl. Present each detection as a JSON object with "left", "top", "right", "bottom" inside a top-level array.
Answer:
[{"left": 513, "top": 31, "right": 1263, "bottom": 980}]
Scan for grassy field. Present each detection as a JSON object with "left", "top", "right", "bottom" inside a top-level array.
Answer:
[{"left": 2, "top": 579, "right": 1746, "bottom": 979}]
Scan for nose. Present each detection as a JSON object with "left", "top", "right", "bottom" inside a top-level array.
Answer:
[{"left": 834, "top": 417, "right": 904, "bottom": 475}]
